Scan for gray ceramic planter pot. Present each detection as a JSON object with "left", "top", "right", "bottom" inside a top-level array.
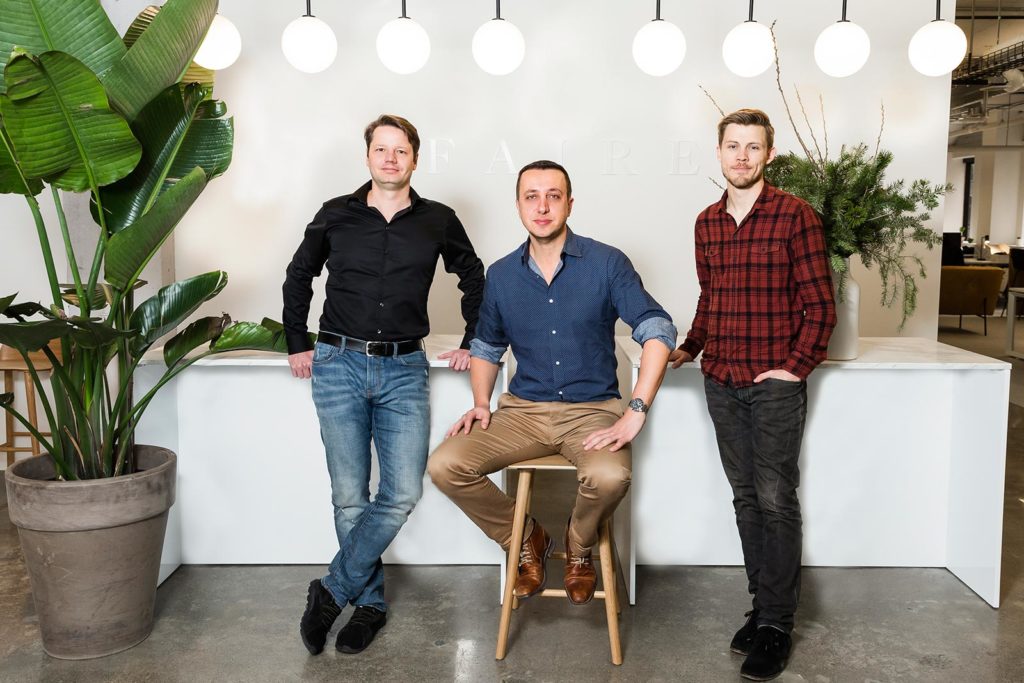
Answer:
[{"left": 4, "top": 445, "right": 176, "bottom": 659}]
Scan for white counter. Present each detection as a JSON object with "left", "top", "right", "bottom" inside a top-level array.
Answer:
[
  {"left": 616, "top": 336, "right": 1010, "bottom": 607},
  {"left": 137, "top": 335, "right": 505, "bottom": 583},
  {"left": 142, "top": 334, "right": 1009, "bottom": 609}
]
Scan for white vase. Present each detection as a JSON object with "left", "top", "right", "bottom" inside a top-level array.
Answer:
[{"left": 827, "top": 260, "right": 860, "bottom": 360}]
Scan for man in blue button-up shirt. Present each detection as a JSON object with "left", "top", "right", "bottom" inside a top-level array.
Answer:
[{"left": 429, "top": 160, "right": 676, "bottom": 605}]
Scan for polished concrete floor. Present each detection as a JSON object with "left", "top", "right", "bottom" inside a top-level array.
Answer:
[{"left": 1, "top": 322, "right": 1023, "bottom": 681}]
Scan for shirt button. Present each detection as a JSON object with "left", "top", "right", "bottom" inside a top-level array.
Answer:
[
  {"left": 558, "top": 391, "right": 563, "bottom": 395},
  {"left": 555, "top": 361, "right": 560, "bottom": 365},
  {"left": 377, "top": 329, "right": 382, "bottom": 334},
  {"left": 379, "top": 302, "right": 384, "bottom": 307},
  {"left": 551, "top": 330, "right": 556, "bottom": 334},
  {"left": 549, "top": 299, "right": 554, "bottom": 303}
]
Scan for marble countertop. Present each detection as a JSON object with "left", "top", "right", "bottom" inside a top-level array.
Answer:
[
  {"left": 615, "top": 336, "right": 1011, "bottom": 370},
  {"left": 144, "top": 335, "right": 1007, "bottom": 371},
  {"left": 142, "top": 334, "right": 475, "bottom": 368}
]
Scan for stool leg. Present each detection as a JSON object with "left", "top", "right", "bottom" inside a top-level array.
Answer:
[
  {"left": 512, "top": 474, "right": 535, "bottom": 612},
  {"left": 3, "top": 370, "right": 13, "bottom": 467},
  {"left": 598, "top": 519, "right": 622, "bottom": 665},
  {"left": 497, "top": 469, "right": 533, "bottom": 660},
  {"left": 23, "top": 370, "right": 40, "bottom": 457},
  {"left": 607, "top": 523, "right": 622, "bottom": 615}
]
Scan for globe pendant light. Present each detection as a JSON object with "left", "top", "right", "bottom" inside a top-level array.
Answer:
[
  {"left": 377, "top": 0, "right": 431, "bottom": 75},
  {"left": 909, "top": 0, "right": 968, "bottom": 77},
  {"left": 194, "top": 14, "right": 242, "bottom": 70},
  {"left": 282, "top": 1, "right": 338, "bottom": 74},
  {"left": 722, "top": 0, "right": 774, "bottom": 78},
  {"left": 473, "top": 0, "right": 526, "bottom": 75},
  {"left": 814, "top": 1, "right": 870, "bottom": 77},
  {"left": 632, "top": 0, "right": 687, "bottom": 77}
]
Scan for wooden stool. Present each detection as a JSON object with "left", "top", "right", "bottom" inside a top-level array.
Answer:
[
  {"left": 0, "top": 345, "right": 54, "bottom": 466},
  {"left": 496, "top": 454, "right": 623, "bottom": 665}
]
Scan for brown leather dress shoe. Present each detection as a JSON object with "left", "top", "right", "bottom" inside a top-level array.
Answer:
[
  {"left": 513, "top": 520, "right": 552, "bottom": 599},
  {"left": 563, "top": 526, "right": 597, "bottom": 605}
]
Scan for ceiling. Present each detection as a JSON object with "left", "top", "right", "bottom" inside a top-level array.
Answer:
[{"left": 950, "top": 1, "right": 1024, "bottom": 145}]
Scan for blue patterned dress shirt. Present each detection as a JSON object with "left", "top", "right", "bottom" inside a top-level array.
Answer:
[{"left": 471, "top": 229, "right": 676, "bottom": 403}]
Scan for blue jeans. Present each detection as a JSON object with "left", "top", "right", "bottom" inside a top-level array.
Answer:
[
  {"left": 704, "top": 376, "right": 807, "bottom": 633},
  {"left": 311, "top": 340, "right": 430, "bottom": 612}
]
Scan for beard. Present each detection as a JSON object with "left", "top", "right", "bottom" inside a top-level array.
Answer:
[{"left": 724, "top": 166, "right": 764, "bottom": 190}]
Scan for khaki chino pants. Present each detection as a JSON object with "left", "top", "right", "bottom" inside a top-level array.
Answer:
[{"left": 428, "top": 393, "right": 631, "bottom": 555}]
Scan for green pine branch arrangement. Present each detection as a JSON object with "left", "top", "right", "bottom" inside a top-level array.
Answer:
[{"left": 703, "top": 25, "right": 948, "bottom": 329}]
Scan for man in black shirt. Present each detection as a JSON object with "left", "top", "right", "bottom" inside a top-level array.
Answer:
[{"left": 284, "top": 114, "right": 484, "bottom": 656}]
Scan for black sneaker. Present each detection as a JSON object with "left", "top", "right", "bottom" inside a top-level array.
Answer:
[
  {"left": 300, "top": 579, "right": 342, "bottom": 655},
  {"left": 730, "top": 609, "right": 760, "bottom": 655},
  {"left": 336, "top": 605, "right": 388, "bottom": 654},
  {"left": 740, "top": 626, "right": 792, "bottom": 681}
]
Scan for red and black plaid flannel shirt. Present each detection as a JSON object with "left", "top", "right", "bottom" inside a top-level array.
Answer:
[{"left": 680, "top": 183, "right": 836, "bottom": 386}]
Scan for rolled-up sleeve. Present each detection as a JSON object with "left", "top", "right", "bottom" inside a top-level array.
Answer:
[
  {"left": 608, "top": 249, "right": 676, "bottom": 352},
  {"left": 469, "top": 338, "right": 506, "bottom": 364},
  {"left": 469, "top": 271, "right": 509, "bottom": 363},
  {"left": 632, "top": 316, "right": 677, "bottom": 352}
]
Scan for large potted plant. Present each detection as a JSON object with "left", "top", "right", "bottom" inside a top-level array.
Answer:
[
  {"left": 762, "top": 31, "right": 945, "bottom": 356},
  {"left": 703, "top": 32, "right": 946, "bottom": 358},
  {"left": 0, "top": 0, "right": 286, "bottom": 659}
]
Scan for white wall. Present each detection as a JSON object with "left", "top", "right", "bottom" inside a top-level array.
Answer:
[
  {"left": 2, "top": 0, "right": 954, "bottom": 351},
  {"left": 957, "top": 18, "right": 1024, "bottom": 57}
]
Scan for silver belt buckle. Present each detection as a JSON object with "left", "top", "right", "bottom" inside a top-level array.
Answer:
[{"left": 365, "top": 341, "right": 389, "bottom": 356}]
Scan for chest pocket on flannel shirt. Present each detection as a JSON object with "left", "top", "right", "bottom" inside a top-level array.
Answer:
[
  {"left": 705, "top": 245, "right": 724, "bottom": 274},
  {"left": 752, "top": 241, "right": 787, "bottom": 267}
]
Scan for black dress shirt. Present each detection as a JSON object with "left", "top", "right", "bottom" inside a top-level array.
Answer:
[{"left": 282, "top": 182, "right": 485, "bottom": 354}]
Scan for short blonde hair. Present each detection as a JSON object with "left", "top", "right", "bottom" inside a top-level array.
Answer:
[{"left": 717, "top": 109, "right": 774, "bottom": 149}]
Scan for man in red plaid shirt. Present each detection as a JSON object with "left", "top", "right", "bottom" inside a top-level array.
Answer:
[{"left": 671, "top": 109, "right": 836, "bottom": 681}]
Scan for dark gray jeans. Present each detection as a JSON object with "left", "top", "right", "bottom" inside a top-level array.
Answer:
[{"left": 704, "top": 375, "right": 808, "bottom": 633}]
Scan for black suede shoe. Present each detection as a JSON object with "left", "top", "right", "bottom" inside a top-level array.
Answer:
[
  {"left": 300, "top": 579, "right": 342, "bottom": 655},
  {"left": 336, "top": 605, "right": 388, "bottom": 654},
  {"left": 730, "top": 609, "right": 760, "bottom": 655},
  {"left": 740, "top": 626, "right": 792, "bottom": 681}
]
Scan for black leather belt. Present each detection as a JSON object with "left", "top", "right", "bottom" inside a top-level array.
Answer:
[{"left": 318, "top": 332, "right": 423, "bottom": 356}]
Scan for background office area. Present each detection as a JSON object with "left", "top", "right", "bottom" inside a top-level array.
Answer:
[{"left": 2, "top": 0, "right": 1023, "bottom": 681}]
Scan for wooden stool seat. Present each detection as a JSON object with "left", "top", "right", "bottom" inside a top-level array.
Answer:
[
  {"left": 497, "top": 454, "right": 623, "bottom": 665},
  {"left": 1, "top": 344, "right": 54, "bottom": 465}
]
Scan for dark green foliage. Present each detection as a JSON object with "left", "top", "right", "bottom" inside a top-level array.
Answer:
[{"left": 766, "top": 144, "right": 945, "bottom": 328}]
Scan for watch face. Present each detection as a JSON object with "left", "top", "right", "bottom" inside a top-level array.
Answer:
[{"left": 629, "top": 398, "right": 648, "bottom": 413}]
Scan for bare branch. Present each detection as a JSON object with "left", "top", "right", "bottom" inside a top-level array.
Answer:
[
  {"left": 874, "top": 101, "right": 886, "bottom": 159},
  {"left": 796, "top": 87, "right": 824, "bottom": 165},
  {"left": 820, "top": 94, "right": 829, "bottom": 161},
  {"left": 698, "top": 83, "right": 725, "bottom": 117},
  {"left": 769, "top": 23, "right": 818, "bottom": 167}
]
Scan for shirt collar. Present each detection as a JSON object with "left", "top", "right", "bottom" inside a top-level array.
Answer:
[
  {"left": 711, "top": 181, "right": 777, "bottom": 216},
  {"left": 349, "top": 180, "right": 422, "bottom": 207},
  {"left": 518, "top": 227, "right": 582, "bottom": 264}
]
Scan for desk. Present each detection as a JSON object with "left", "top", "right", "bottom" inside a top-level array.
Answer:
[
  {"left": 136, "top": 335, "right": 505, "bottom": 584},
  {"left": 617, "top": 337, "right": 1009, "bottom": 607}
]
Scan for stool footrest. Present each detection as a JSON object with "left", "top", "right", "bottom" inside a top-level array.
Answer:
[{"left": 535, "top": 588, "right": 610, "bottom": 600}]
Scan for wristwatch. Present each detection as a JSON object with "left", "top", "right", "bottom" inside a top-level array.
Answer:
[{"left": 628, "top": 397, "right": 649, "bottom": 414}]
